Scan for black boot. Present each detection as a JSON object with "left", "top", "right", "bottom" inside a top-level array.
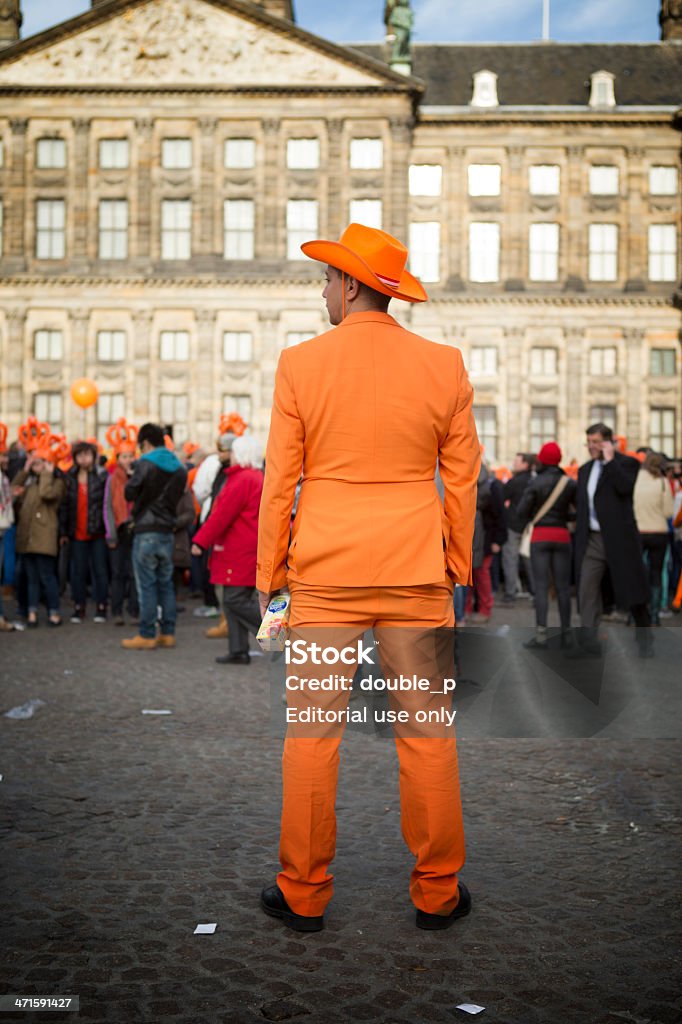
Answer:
[{"left": 649, "top": 586, "right": 661, "bottom": 627}]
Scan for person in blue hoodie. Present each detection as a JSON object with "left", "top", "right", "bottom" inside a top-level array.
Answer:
[{"left": 121, "top": 423, "right": 187, "bottom": 650}]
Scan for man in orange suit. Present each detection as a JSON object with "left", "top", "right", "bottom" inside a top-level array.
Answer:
[{"left": 257, "top": 223, "right": 480, "bottom": 932}]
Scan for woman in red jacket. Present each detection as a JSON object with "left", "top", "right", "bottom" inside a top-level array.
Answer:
[{"left": 192, "top": 434, "right": 264, "bottom": 665}]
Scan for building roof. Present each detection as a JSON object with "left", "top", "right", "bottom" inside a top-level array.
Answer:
[{"left": 351, "top": 43, "right": 682, "bottom": 107}]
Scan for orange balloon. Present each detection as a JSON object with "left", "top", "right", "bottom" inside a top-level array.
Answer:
[{"left": 70, "top": 378, "right": 99, "bottom": 409}]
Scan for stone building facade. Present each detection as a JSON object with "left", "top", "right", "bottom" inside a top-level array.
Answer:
[{"left": 0, "top": 0, "right": 680, "bottom": 462}]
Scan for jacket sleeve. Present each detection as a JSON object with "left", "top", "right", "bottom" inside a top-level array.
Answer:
[
  {"left": 124, "top": 459, "right": 147, "bottom": 503},
  {"left": 438, "top": 350, "right": 481, "bottom": 586},
  {"left": 195, "top": 477, "right": 248, "bottom": 550},
  {"left": 174, "top": 488, "right": 197, "bottom": 533},
  {"left": 39, "top": 471, "right": 65, "bottom": 504},
  {"left": 515, "top": 481, "right": 538, "bottom": 529},
  {"left": 603, "top": 454, "right": 638, "bottom": 497},
  {"left": 103, "top": 475, "right": 116, "bottom": 543},
  {"left": 257, "top": 349, "right": 305, "bottom": 592}
]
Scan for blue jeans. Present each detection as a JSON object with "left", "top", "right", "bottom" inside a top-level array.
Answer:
[
  {"left": 24, "top": 553, "right": 60, "bottom": 616},
  {"left": 70, "top": 537, "right": 109, "bottom": 608},
  {"left": 453, "top": 585, "right": 468, "bottom": 623},
  {"left": 132, "top": 532, "right": 176, "bottom": 639}
]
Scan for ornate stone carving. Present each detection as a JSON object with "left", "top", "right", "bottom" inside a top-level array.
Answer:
[
  {"left": 0, "top": 0, "right": 385, "bottom": 87},
  {"left": 9, "top": 118, "right": 27, "bottom": 135}
]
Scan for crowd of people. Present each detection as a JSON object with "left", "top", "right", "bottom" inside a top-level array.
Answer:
[
  {"left": 0, "top": 413, "right": 680, "bottom": 660},
  {"left": 0, "top": 412, "right": 264, "bottom": 662}
]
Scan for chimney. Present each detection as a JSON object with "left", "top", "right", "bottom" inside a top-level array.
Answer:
[
  {"left": 0, "top": 0, "right": 21, "bottom": 50},
  {"left": 660, "top": 0, "right": 682, "bottom": 40}
]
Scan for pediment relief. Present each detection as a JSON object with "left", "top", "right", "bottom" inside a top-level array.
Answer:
[{"left": 0, "top": 0, "right": 388, "bottom": 89}]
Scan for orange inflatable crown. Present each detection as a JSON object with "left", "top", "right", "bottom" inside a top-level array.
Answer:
[
  {"left": 0, "top": 422, "right": 8, "bottom": 454},
  {"left": 105, "top": 418, "right": 138, "bottom": 455},
  {"left": 18, "top": 416, "right": 51, "bottom": 453},
  {"left": 33, "top": 432, "right": 71, "bottom": 465},
  {"left": 218, "top": 412, "right": 247, "bottom": 437}
]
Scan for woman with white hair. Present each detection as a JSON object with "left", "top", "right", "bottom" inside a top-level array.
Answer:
[{"left": 191, "top": 433, "right": 264, "bottom": 664}]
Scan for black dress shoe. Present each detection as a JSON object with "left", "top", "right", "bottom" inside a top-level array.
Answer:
[
  {"left": 415, "top": 882, "right": 472, "bottom": 931},
  {"left": 215, "top": 652, "right": 251, "bottom": 665},
  {"left": 260, "top": 884, "right": 324, "bottom": 932}
]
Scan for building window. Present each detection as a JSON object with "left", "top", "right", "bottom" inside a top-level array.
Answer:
[
  {"left": 530, "top": 406, "right": 557, "bottom": 451},
  {"left": 649, "top": 166, "right": 678, "bottom": 196},
  {"left": 529, "top": 165, "right": 560, "bottom": 196},
  {"left": 159, "top": 330, "right": 190, "bottom": 361},
  {"left": 350, "top": 139, "right": 383, "bottom": 170},
  {"left": 286, "top": 331, "right": 316, "bottom": 347},
  {"left": 589, "top": 347, "right": 617, "bottom": 376},
  {"left": 36, "top": 138, "right": 66, "bottom": 169},
  {"left": 160, "top": 393, "right": 189, "bottom": 443},
  {"left": 650, "top": 408, "right": 676, "bottom": 453},
  {"left": 409, "top": 164, "right": 442, "bottom": 197},
  {"left": 650, "top": 349, "right": 677, "bottom": 376},
  {"left": 161, "top": 138, "right": 192, "bottom": 169},
  {"left": 98, "top": 199, "right": 128, "bottom": 260},
  {"left": 287, "top": 138, "right": 319, "bottom": 170},
  {"left": 589, "top": 71, "right": 616, "bottom": 108},
  {"left": 469, "top": 222, "right": 499, "bottom": 282},
  {"left": 224, "top": 138, "right": 256, "bottom": 169},
  {"left": 349, "top": 199, "right": 382, "bottom": 229},
  {"left": 589, "top": 166, "right": 619, "bottom": 195},
  {"left": 469, "top": 347, "right": 497, "bottom": 376},
  {"left": 287, "top": 200, "right": 318, "bottom": 260},
  {"left": 224, "top": 199, "right": 254, "bottom": 260},
  {"left": 34, "top": 392, "right": 62, "bottom": 429},
  {"left": 529, "top": 223, "right": 559, "bottom": 281},
  {"left": 471, "top": 70, "right": 498, "bottom": 108},
  {"left": 223, "top": 331, "right": 253, "bottom": 362},
  {"left": 96, "top": 393, "right": 125, "bottom": 442},
  {"left": 99, "top": 139, "right": 129, "bottom": 169},
  {"left": 474, "top": 406, "right": 497, "bottom": 462},
  {"left": 589, "top": 405, "right": 617, "bottom": 432},
  {"left": 34, "top": 329, "right": 63, "bottom": 361},
  {"left": 409, "top": 221, "right": 440, "bottom": 283},
  {"left": 35, "top": 199, "right": 65, "bottom": 259},
  {"left": 588, "top": 224, "right": 618, "bottom": 281},
  {"left": 468, "top": 164, "right": 501, "bottom": 197},
  {"left": 648, "top": 225, "right": 677, "bottom": 282},
  {"left": 161, "top": 199, "right": 191, "bottom": 259},
  {"left": 222, "top": 394, "right": 252, "bottom": 422},
  {"left": 530, "top": 347, "right": 558, "bottom": 376},
  {"left": 97, "top": 330, "right": 126, "bottom": 361}
]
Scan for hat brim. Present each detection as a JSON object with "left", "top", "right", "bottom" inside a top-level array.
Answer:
[{"left": 301, "top": 239, "right": 428, "bottom": 303}]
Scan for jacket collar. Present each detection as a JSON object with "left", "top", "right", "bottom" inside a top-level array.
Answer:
[{"left": 338, "top": 311, "right": 400, "bottom": 328}]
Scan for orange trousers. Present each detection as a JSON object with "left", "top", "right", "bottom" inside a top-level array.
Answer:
[{"left": 277, "top": 580, "right": 466, "bottom": 917}]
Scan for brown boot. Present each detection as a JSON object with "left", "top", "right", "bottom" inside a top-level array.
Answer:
[
  {"left": 156, "top": 634, "right": 176, "bottom": 648},
  {"left": 205, "top": 615, "right": 229, "bottom": 639},
  {"left": 121, "top": 635, "right": 157, "bottom": 650}
]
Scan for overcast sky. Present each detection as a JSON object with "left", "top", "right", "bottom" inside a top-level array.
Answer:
[{"left": 21, "top": 0, "right": 662, "bottom": 44}]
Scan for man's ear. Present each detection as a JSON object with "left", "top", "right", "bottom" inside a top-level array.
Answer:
[{"left": 346, "top": 275, "right": 361, "bottom": 300}]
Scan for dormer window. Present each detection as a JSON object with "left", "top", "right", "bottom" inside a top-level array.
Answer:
[
  {"left": 589, "top": 71, "right": 616, "bottom": 108},
  {"left": 471, "top": 70, "right": 498, "bottom": 108}
]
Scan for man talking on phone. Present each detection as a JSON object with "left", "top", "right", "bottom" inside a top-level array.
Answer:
[{"left": 572, "top": 422, "right": 652, "bottom": 658}]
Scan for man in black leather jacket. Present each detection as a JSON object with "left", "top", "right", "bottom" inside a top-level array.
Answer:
[{"left": 121, "top": 423, "right": 187, "bottom": 650}]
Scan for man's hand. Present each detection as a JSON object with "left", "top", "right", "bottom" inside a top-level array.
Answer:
[
  {"left": 601, "top": 440, "right": 616, "bottom": 463},
  {"left": 191, "top": 543, "right": 203, "bottom": 557},
  {"left": 107, "top": 541, "right": 117, "bottom": 550},
  {"left": 59, "top": 536, "right": 69, "bottom": 547},
  {"left": 258, "top": 590, "right": 271, "bottom": 617},
  {"left": 11, "top": 485, "right": 25, "bottom": 498},
  {"left": 491, "top": 543, "right": 501, "bottom": 554}
]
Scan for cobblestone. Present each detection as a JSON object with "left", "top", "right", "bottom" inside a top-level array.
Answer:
[{"left": 1, "top": 602, "right": 680, "bottom": 1023}]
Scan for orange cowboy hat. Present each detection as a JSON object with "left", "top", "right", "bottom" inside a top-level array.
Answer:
[
  {"left": 105, "top": 417, "right": 138, "bottom": 456},
  {"left": 301, "top": 223, "right": 428, "bottom": 304}
]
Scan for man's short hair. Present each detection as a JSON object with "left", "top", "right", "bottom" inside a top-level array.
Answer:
[
  {"left": 138, "top": 422, "right": 165, "bottom": 449},
  {"left": 329, "top": 265, "right": 391, "bottom": 312},
  {"left": 586, "top": 422, "right": 613, "bottom": 441}
]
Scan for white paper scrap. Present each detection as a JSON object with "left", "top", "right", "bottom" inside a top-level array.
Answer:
[
  {"left": 456, "top": 1005, "right": 485, "bottom": 1016},
  {"left": 141, "top": 709, "right": 173, "bottom": 715},
  {"left": 4, "top": 699, "right": 46, "bottom": 720},
  {"left": 248, "top": 649, "right": 265, "bottom": 657},
  {"left": 194, "top": 923, "right": 217, "bottom": 934}
]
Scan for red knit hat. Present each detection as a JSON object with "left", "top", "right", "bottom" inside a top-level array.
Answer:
[{"left": 537, "top": 441, "right": 562, "bottom": 466}]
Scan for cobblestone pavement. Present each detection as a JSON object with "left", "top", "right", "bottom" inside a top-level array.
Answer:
[{"left": 1, "top": 597, "right": 680, "bottom": 1024}]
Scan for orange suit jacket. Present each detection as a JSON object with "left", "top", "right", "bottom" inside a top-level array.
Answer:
[{"left": 256, "top": 310, "right": 480, "bottom": 593}]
